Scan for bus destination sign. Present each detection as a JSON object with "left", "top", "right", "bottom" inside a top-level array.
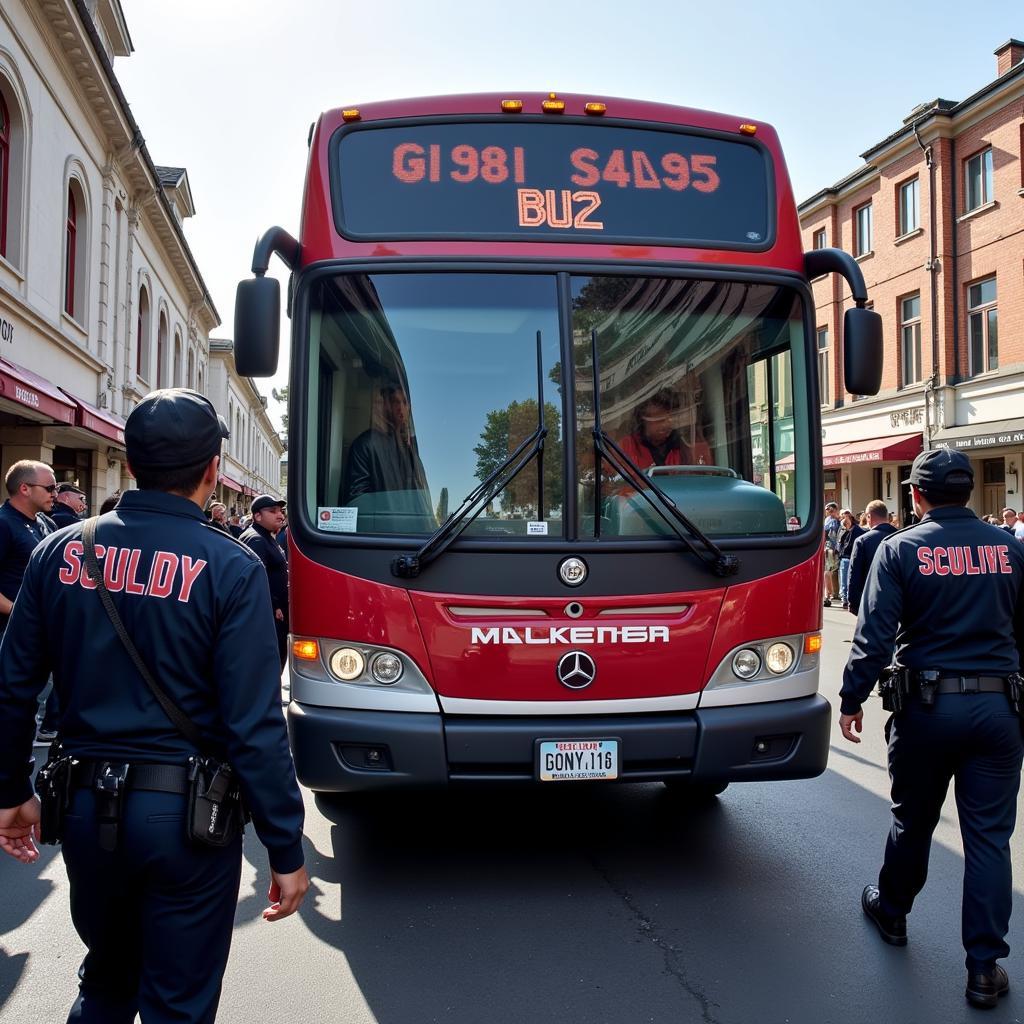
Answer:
[{"left": 334, "top": 121, "right": 771, "bottom": 247}]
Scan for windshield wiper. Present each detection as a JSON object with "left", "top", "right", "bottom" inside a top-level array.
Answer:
[
  {"left": 392, "top": 331, "right": 547, "bottom": 579},
  {"left": 589, "top": 330, "right": 740, "bottom": 578}
]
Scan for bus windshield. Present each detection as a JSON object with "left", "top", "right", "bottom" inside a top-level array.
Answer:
[{"left": 303, "top": 272, "right": 810, "bottom": 541}]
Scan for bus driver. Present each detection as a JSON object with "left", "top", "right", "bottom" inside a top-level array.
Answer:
[
  {"left": 341, "top": 383, "right": 431, "bottom": 509},
  {"left": 618, "top": 389, "right": 712, "bottom": 471}
]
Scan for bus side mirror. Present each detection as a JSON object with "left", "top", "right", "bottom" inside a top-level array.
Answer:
[
  {"left": 843, "top": 306, "right": 883, "bottom": 396},
  {"left": 234, "top": 276, "right": 280, "bottom": 377}
]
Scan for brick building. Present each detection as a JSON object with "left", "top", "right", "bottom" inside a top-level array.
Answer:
[{"left": 800, "top": 39, "right": 1024, "bottom": 522}]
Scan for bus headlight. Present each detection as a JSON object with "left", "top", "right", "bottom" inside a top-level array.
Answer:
[
  {"left": 732, "top": 649, "right": 761, "bottom": 679},
  {"left": 370, "top": 652, "right": 403, "bottom": 685},
  {"left": 765, "top": 642, "right": 795, "bottom": 675},
  {"left": 330, "top": 648, "right": 365, "bottom": 681}
]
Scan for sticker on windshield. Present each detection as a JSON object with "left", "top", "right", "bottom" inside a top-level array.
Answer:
[
  {"left": 527, "top": 521, "right": 549, "bottom": 536},
  {"left": 318, "top": 507, "right": 358, "bottom": 533}
]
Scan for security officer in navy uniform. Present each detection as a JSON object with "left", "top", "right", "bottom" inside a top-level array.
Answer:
[
  {"left": 240, "top": 495, "right": 289, "bottom": 670},
  {"left": 0, "top": 388, "right": 309, "bottom": 1024},
  {"left": 839, "top": 448, "right": 1024, "bottom": 1010}
]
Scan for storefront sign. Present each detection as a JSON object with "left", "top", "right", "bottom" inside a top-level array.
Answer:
[
  {"left": 935, "top": 429, "right": 1024, "bottom": 451},
  {"left": 0, "top": 316, "right": 15, "bottom": 344},
  {"left": 890, "top": 407, "right": 923, "bottom": 429}
]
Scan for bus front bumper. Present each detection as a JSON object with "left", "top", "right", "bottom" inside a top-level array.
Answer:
[{"left": 286, "top": 693, "right": 831, "bottom": 793}]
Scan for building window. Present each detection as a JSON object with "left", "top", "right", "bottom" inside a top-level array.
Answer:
[
  {"left": 968, "top": 277, "right": 997, "bottom": 375},
  {"left": 173, "top": 331, "right": 183, "bottom": 387},
  {"left": 136, "top": 285, "right": 151, "bottom": 379},
  {"left": 0, "top": 91, "right": 9, "bottom": 260},
  {"left": 64, "top": 188, "right": 77, "bottom": 316},
  {"left": 854, "top": 202, "right": 872, "bottom": 256},
  {"left": 187, "top": 348, "right": 195, "bottom": 389},
  {"left": 900, "top": 293, "right": 922, "bottom": 386},
  {"left": 965, "top": 148, "right": 994, "bottom": 212},
  {"left": 813, "top": 227, "right": 826, "bottom": 250},
  {"left": 1020, "top": 125, "right": 1024, "bottom": 189},
  {"left": 817, "top": 326, "right": 829, "bottom": 406},
  {"left": 0, "top": 79, "right": 28, "bottom": 269},
  {"left": 63, "top": 178, "right": 88, "bottom": 323},
  {"left": 157, "top": 312, "right": 168, "bottom": 389},
  {"left": 898, "top": 178, "right": 919, "bottom": 235}
]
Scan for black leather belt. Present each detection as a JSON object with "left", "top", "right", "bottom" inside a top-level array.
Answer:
[
  {"left": 932, "top": 676, "right": 1008, "bottom": 695},
  {"left": 70, "top": 761, "right": 189, "bottom": 794}
]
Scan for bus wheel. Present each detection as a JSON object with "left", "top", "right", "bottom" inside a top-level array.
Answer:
[{"left": 662, "top": 779, "right": 728, "bottom": 801}]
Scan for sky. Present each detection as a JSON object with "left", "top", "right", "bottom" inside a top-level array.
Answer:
[{"left": 114, "top": 0, "right": 1024, "bottom": 432}]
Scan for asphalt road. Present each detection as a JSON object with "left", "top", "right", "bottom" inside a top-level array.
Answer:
[{"left": 4, "top": 608, "right": 1024, "bottom": 1023}]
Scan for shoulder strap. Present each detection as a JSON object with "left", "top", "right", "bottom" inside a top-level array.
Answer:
[{"left": 81, "top": 517, "right": 206, "bottom": 754}]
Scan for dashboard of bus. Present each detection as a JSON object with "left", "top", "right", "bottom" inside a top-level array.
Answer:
[{"left": 299, "top": 270, "right": 812, "bottom": 544}]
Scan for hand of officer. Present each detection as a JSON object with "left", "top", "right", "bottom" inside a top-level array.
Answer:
[
  {"left": 0, "top": 796, "right": 41, "bottom": 864},
  {"left": 274, "top": 608, "right": 284, "bottom": 622},
  {"left": 839, "top": 711, "right": 863, "bottom": 744},
  {"left": 263, "top": 865, "right": 310, "bottom": 922}
]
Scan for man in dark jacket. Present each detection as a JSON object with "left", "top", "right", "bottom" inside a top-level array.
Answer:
[
  {"left": 50, "top": 483, "right": 87, "bottom": 530},
  {"left": 240, "top": 496, "right": 289, "bottom": 669},
  {"left": 0, "top": 388, "right": 307, "bottom": 1022},
  {"left": 839, "top": 449, "right": 1024, "bottom": 1009},
  {"left": 847, "top": 499, "right": 898, "bottom": 615},
  {"left": 341, "top": 383, "right": 432, "bottom": 519},
  {"left": 0, "top": 462, "right": 58, "bottom": 741}
]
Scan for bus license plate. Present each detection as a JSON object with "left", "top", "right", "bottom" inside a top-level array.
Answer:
[{"left": 537, "top": 739, "right": 619, "bottom": 782}]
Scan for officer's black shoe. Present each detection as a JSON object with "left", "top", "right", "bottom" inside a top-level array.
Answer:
[
  {"left": 824, "top": 598, "right": 832, "bottom": 607},
  {"left": 861, "top": 885, "right": 907, "bottom": 946},
  {"left": 965, "top": 964, "right": 1009, "bottom": 1009}
]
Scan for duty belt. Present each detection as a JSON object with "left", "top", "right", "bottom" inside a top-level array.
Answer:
[
  {"left": 69, "top": 760, "right": 190, "bottom": 852},
  {"left": 928, "top": 675, "right": 1009, "bottom": 695},
  {"left": 70, "top": 761, "right": 189, "bottom": 794}
]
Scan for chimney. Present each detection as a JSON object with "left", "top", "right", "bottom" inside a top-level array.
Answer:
[{"left": 995, "top": 39, "right": 1024, "bottom": 77}]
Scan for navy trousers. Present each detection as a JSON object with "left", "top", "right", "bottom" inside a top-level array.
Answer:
[
  {"left": 878, "top": 692, "right": 1024, "bottom": 970},
  {"left": 61, "top": 786, "right": 243, "bottom": 1023}
]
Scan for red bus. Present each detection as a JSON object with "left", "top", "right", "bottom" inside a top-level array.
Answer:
[{"left": 235, "top": 92, "right": 881, "bottom": 798}]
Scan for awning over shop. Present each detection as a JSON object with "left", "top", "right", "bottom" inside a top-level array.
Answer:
[
  {"left": 777, "top": 433, "right": 922, "bottom": 471},
  {"left": 932, "top": 419, "right": 1024, "bottom": 452},
  {"left": 0, "top": 358, "right": 76, "bottom": 425},
  {"left": 243, "top": 486, "right": 258, "bottom": 498},
  {"left": 61, "top": 391, "right": 126, "bottom": 446},
  {"left": 219, "top": 472, "right": 244, "bottom": 492}
]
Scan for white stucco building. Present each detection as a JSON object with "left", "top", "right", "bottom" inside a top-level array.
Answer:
[
  {"left": 207, "top": 338, "right": 285, "bottom": 511},
  {"left": 0, "top": 0, "right": 218, "bottom": 504}
]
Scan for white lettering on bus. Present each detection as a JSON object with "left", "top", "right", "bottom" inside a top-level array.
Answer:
[{"left": 469, "top": 625, "right": 670, "bottom": 646}]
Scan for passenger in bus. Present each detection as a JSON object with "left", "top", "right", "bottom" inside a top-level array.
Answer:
[
  {"left": 618, "top": 390, "right": 712, "bottom": 470},
  {"left": 341, "top": 383, "right": 431, "bottom": 509}
]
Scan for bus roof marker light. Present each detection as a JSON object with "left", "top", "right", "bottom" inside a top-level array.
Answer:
[
  {"left": 342, "top": 109, "right": 361, "bottom": 123},
  {"left": 541, "top": 93, "right": 565, "bottom": 114},
  {"left": 739, "top": 123, "right": 758, "bottom": 136},
  {"left": 584, "top": 102, "right": 607, "bottom": 116},
  {"left": 501, "top": 99, "right": 524, "bottom": 113}
]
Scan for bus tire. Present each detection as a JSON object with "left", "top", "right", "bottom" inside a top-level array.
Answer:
[{"left": 661, "top": 779, "right": 728, "bottom": 801}]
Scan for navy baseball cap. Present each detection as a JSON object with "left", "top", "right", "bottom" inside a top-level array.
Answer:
[
  {"left": 251, "top": 495, "right": 286, "bottom": 514},
  {"left": 126, "top": 388, "right": 229, "bottom": 470},
  {"left": 904, "top": 448, "right": 974, "bottom": 491}
]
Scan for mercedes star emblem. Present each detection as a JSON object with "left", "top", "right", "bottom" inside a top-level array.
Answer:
[
  {"left": 558, "top": 556, "right": 588, "bottom": 587},
  {"left": 556, "top": 650, "right": 597, "bottom": 689}
]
